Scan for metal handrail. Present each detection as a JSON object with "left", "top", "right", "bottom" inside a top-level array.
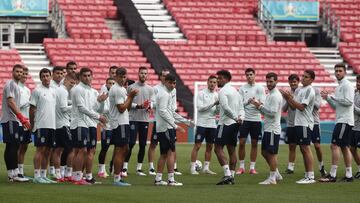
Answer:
[
  {"left": 51, "top": 0, "right": 67, "bottom": 38},
  {"left": 258, "top": 0, "right": 275, "bottom": 40},
  {"left": 322, "top": 0, "right": 340, "bottom": 46}
]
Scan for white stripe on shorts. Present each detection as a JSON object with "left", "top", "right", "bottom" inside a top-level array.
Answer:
[
  {"left": 121, "top": 125, "right": 125, "bottom": 138},
  {"left": 270, "top": 131, "right": 274, "bottom": 146},
  {"left": 303, "top": 126, "right": 307, "bottom": 138},
  {"left": 9, "top": 121, "right": 14, "bottom": 134},
  {"left": 77, "top": 127, "right": 82, "bottom": 141},
  {"left": 165, "top": 130, "right": 170, "bottom": 141},
  {"left": 339, "top": 123, "right": 346, "bottom": 139},
  {"left": 217, "top": 125, "right": 224, "bottom": 139}
]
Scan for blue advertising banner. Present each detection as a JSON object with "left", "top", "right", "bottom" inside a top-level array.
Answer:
[
  {"left": 263, "top": 0, "right": 319, "bottom": 21},
  {"left": 0, "top": 0, "right": 48, "bottom": 17}
]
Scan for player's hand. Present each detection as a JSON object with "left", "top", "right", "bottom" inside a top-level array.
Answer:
[
  {"left": 176, "top": 126, "right": 185, "bottom": 133},
  {"left": 143, "top": 100, "right": 150, "bottom": 109},
  {"left": 320, "top": 91, "right": 328, "bottom": 99},
  {"left": 279, "top": 89, "right": 292, "bottom": 100},
  {"left": 16, "top": 113, "right": 31, "bottom": 130},
  {"left": 214, "top": 99, "right": 219, "bottom": 106},
  {"left": 129, "top": 89, "right": 139, "bottom": 98},
  {"left": 99, "top": 115, "right": 107, "bottom": 124},
  {"left": 235, "top": 116, "right": 243, "bottom": 125},
  {"left": 97, "top": 92, "right": 108, "bottom": 102},
  {"left": 188, "top": 120, "right": 195, "bottom": 128}
]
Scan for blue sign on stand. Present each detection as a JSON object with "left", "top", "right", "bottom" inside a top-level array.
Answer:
[
  {"left": 263, "top": 0, "right": 319, "bottom": 21},
  {"left": 0, "top": 0, "right": 48, "bottom": 17}
]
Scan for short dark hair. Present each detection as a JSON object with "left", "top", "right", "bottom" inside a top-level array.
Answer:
[
  {"left": 159, "top": 68, "right": 170, "bottom": 77},
  {"left": 127, "top": 79, "right": 135, "bottom": 86},
  {"left": 13, "top": 64, "right": 23, "bottom": 71},
  {"left": 53, "top": 66, "right": 65, "bottom": 73},
  {"left": 79, "top": 67, "right": 92, "bottom": 76},
  {"left": 216, "top": 69, "right": 232, "bottom": 81},
  {"left": 138, "top": 66, "right": 147, "bottom": 72},
  {"left": 245, "top": 68, "right": 255, "bottom": 74},
  {"left": 22, "top": 66, "right": 28, "bottom": 72},
  {"left": 334, "top": 63, "right": 346, "bottom": 71},
  {"left": 39, "top": 68, "right": 52, "bottom": 78},
  {"left": 165, "top": 74, "right": 176, "bottom": 82},
  {"left": 66, "top": 61, "right": 77, "bottom": 69},
  {"left": 116, "top": 67, "right": 127, "bottom": 76},
  {"left": 106, "top": 77, "right": 115, "bottom": 83},
  {"left": 208, "top": 75, "right": 217, "bottom": 81},
  {"left": 109, "top": 66, "right": 118, "bottom": 72},
  {"left": 304, "top": 69, "right": 316, "bottom": 80},
  {"left": 266, "top": 72, "right": 277, "bottom": 81},
  {"left": 288, "top": 74, "right": 299, "bottom": 81},
  {"left": 357, "top": 75, "right": 360, "bottom": 81}
]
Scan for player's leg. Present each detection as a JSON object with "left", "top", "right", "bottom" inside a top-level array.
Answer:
[
  {"left": 98, "top": 129, "right": 111, "bottom": 178},
  {"left": 154, "top": 131, "right": 169, "bottom": 186},
  {"left": 148, "top": 122, "right": 157, "bottom": 175},
  {"left": 84, "top": 127, "right": 97, "bottom": 184},
  {"left": 285, "top": 127, "right": 297, "bottom": 174},
  {"left": 259, "top": 132, "right": 281, "bottom": 185},
  {"left": 112, "top": 125, "right": 130, "bottom": 186},
  {"left": 173, "top": 131, "right": 181, "bottom": 175},
  {"left": 190, "top": 127, "right": 204, "bottom": 174},
  {"left": 237, "top": 121, "right": 249, "bottom": 174},
  {"left": 249, "top": 121, "right": 261, "bottom": 174},
  {"left": 123, "top": 122, "right": 137, "bottom": 176},
  {"left": 71, "top": 128, "right": 89, "bottom": 185},
  {"left": 350, "top": 130, "right": 360, "bottom": 179},
  {"left": 215, "top": 124, "right": 234, "bottom": 185},
  {"left": 311, "top": 124, "right": 326, "bottom": 177},
  {"left": 295, "top": 126, "right": 315, "bottom": 184},
  {"left": 166, "top": 129, "right": 181, "bottom": 186},
  {"left": 136, "top": 122, "right": 149, "bottom": 176},
  {"left": 53, "top": 128, "right": 65, "bottom": 181},
  {"left": 18, "top": 126, "right": 31, "bottom": 177}
]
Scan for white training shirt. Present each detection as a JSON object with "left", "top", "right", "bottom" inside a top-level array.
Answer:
[
  {"left": 30, "top": 84, "right": 57, "bottom": 131},
  {"left": 196, "top": 88, "right": 218, "bottom": 128},
  {"left": 282, "top": 88, "right": 299, "bottom": 127},
  {"left": 88, "top": 88, "right": 105, "bottom": 128},
  {"left": 326, "top": 78, "right": 354, "bottom": 125},
  {"left": 353, "top": 91, "right": 360, "bottom": 131},
  {"left": 294, "top": 85, "right": 315, "bottom": 130},
  {"left": 152, "top": 83, "right": 177, "bottom": 111},
  {"left": 312, "top": 87, "right": 321, "bottom": 125},
  {"left": 1, "top": 80, "right": 21, "bottom": 123},
  {"left": 55, "top": 85, "right": 71, "bottom": 128},
  {"left": 128, "top": 81, "right": 154, "bottom": 122},
  {"left": 18, "top": 82, "right": 31, "bottom": 125},
  {"left": 70, "top": 82, "right": 101, "bottom": 129},
  {"left": 218, "top": 82, "right": 245, "bottom": 126},
  {"left": 239, "top": 83, "right": 266, "bottom": 122},
  {"left": 155, "top": 86, "right": 188, "bottom": 133},
  {"left": 259, "top": 88, "right": 282, "bottom": 134},
  {"left": 109, "top": 83, "right": 129, "bottom": 129}
]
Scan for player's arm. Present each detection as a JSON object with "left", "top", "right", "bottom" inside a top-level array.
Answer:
[
  {"left": 197, "top": 91, "right": 216, "bottom": 112},
  {"left": 59, "top": 90, "right": 71, "bottom": 114},
  {"left": 75, "top": 91, "right": 101, "bottom": 120},
  {"left": 257, "top": 96, "right": 280, "bottom": 117},
  {"left": 157, "top": 92, "right": 177, "bottom": 129},
  {"left": 354, "top": 102, "right": 360, "bottom": 115},
  {"left": 238, "top": 94, "right": 245, "bottom": 121},
  {"left": 219, "top": 91, "right": 237, "bottom": 121},
  {"left": 29, "top": 104, "right": 36, "bottom": 131},
  {"left": 330, "top": 86, "right": 354, "bottom": 107},
  {"left": 116, "top": 89, "right": 138, "bottom": 113},
  {"left": 313, "top": 90, "right": 322, "bottom": 111}
]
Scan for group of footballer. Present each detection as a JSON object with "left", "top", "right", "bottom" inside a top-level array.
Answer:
[{"left": 1, "top": 61, "right": 360, "bottom": 186}]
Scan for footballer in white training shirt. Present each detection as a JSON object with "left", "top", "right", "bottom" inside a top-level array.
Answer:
[
  {"left": 190, "top": 75, "right": 218, "bottom": 175},
  {"left": 251, "top": 72, "right": 283, "bottom": 185},
  {"left": 30, "top": 68, "right": 57, "bottom": 184}
]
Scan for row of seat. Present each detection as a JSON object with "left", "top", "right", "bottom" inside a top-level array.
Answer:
[
  {"left": 57, "top": 0, "right": 117, "bottom": 39},
  {"left": 339, "top": 42, "right": 360, "bottom": 72},
  {"left": 44, "top": 38, "right": 136, "bottom": 45}
]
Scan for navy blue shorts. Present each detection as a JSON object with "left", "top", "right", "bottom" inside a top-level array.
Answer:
[
  {"left": 34, "top": 128, "right": 56, "bottom": 148},
  {"left": 284, "top": 126, "right": 296, "bottom": 144},
  {"left": 71, "top": 127, "right": 89, "bottom": 148},
  {"left": 130, "top": 121, "right": 149, "bottom": 146},
  {"left": 215, "top": 123, "right": 240, "bottom": 147},
  {"left": 19, "top": 125, "right": 32, "bottom": 144},
  {"left": 151, "top": 122, "right": 158, "bottom": 145},
  {"left": 158, "top": 129, "right": 176, "bottom": 155},
  {"left": 311, "top": 124, "right": 321, "bottom": 143},
  {"left": 87, "top": 127, "right": 97, "bottom": 149},
  {"left": 2, "top": 121, "right": 20, "bottom": 144},
  {"left": 238, "top": 121, "right": 262, "bottom": 140},
  {"left": 295, "top": 126, "right": 312, "bottom": 145},
  {"left": 350, "top": 130, "right": 360, "bottom": 148},
  {"left": 101, "top": 129, "right": 113, "bottom": 149},
  {"left": 261, "top": 131, "right": 280, "bottom": 154},
  {"left": 112, "top": 125, "right": 130, "bottom": 147},
  {"left": 332, "top": 123, "right": 352, "bottom": 147},
  {"left": 54, "top": 126, "right": 71, "bottom": 148},
  {"left": 195, "top": 126, "right": 216, "bottom": 144}
]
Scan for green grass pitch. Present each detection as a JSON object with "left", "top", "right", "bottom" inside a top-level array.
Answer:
[{"left": 0, "top": 144, "right": 359, "bottom": 203}]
